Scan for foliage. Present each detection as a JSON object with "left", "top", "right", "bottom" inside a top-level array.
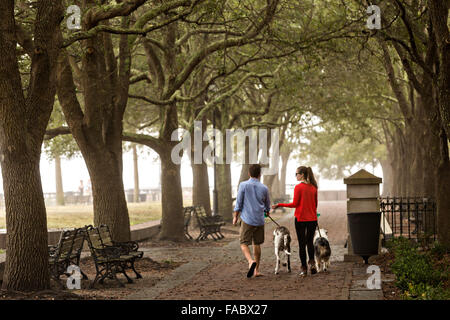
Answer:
[
  {"left": 43, "top": 101, "right": 80, "bottom": 160},
  {"left": 386, "top": 237, "right": 449, "bottom": 300}
]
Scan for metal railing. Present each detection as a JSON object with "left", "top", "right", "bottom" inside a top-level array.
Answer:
[{"left": 379, "top": 196, "right": 437, "bottom": 244}]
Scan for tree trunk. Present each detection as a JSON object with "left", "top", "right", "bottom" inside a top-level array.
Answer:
[
  {"left": 436, "top": 129, "right": 450, "bottom": 248},
  {"left": 132, "top": 144, "right": 140, "bottom": 203},
  {"left": 394, "top": 129, "right": 407, "bottom": 197},
  {"left": 215, "top": 108, "right": 233, "bottom": 221},
  {"left": 280, "top": 149, "right": 290, "bottom": 197},
  {"left": 216, "top": 162, "right": 233, "bottom": 222},
  {"left": 123, "top": 127, "right": 185, "bottom": 241},
  {"left": 394, "top": 134, "right": 406, "bottom": 197},
  {"left": 1, "top": 154, "right": 50, "bottom": 291},
  {"left": 238, "top": 133, "right": 252, "bottom": 187},
  {"left": 419, "top": 95, "right": 441, "bottom": 199},
  {"left": 56, "top": 28, "right": 133, "bottom": 242},
  {"left": 407, "top": 122, "right": 423, "bottom": 196},
  {"left": 55, "top": 153, "right": 65, "bottom": 206},
  {"left": 411, "top": 131, "right": 424, "bottom": 196},
  {"left": 158, "top": 144, "right": 185, "bottom": 241},
  {"left": 84, "top": 150, "right": 131, "bottom": 242},
  {"left": 263, "top": 174, "right": 276, "bottom": 199},
  {"left": 262, "top": 126, "right": 276, "bottom": 197},
  {"left": 271, "top": 174, "right": 281, "bottom": 199},
  {"left": 239, "top": 164, "right": 251, "bottom": 187},
  {"left": 191, "top": 161, "right": 211, "bottom": 215},
  {"left": 190, "top": 117, "right": 211, "bottom": 215},
  {"left": 429, "top": 0, "right": 450, "bottom": 141},
  {"left": 403, "top": 136, "right": 413, "bottom": 196},
  {"left": 0, "top": 0, "right": 63, "bottom": 291},
  {"left": 380, "top": 158, "right": 394, "bottom": 197}
]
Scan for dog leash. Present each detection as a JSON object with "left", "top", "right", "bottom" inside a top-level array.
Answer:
[
  {"left": 268, "top": 214, "right": 281, "bottom": 227},
  {"left": 265, "top": 211, "right": 281, "bottom": 227},
  {"left": 266, "top": 210, "right": 322, "bottom": 236},
  {"left": 316, "top": 212, "right": 322, "bottom": 237}
]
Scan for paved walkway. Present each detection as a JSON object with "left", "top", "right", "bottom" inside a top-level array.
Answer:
[{"left": 127, "top": 201, "right": 384, "bottom": 300}]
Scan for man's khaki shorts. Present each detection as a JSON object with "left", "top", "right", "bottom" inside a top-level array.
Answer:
[{"left": 240, "top": 220, "right": 264, "bottom": 245}]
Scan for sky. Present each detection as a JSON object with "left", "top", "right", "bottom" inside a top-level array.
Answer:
[{"left": 0, "top": 147, "right": 384, "bottom": 196}]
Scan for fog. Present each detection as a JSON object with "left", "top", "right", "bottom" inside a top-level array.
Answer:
[{"left": 0, "top": 149, "right": 383, "bottom": 195}]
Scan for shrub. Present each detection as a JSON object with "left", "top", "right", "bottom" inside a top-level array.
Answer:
[
  {"left": 386, "top": 237, "right": 449, "bottom": 300},
  {"left": 403, "top": 282, "right": 450, "bottom": 300},
  {"left": 430, "top": 241, "right": 448, "bottom": 260}
]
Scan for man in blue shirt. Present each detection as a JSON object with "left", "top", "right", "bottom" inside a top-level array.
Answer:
[{"left": 233, "top": 164, "right": 271, "bottom": 278}]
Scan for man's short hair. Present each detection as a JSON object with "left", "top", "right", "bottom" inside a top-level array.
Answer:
[{"left": 248, "top": 164, "right": 261, "bottom": 178}]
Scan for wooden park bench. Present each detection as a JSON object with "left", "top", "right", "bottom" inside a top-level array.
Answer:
[
  {"left": 85, "top": 225, "right": 143, "bottom": 288},
  {"left": 48, "top": 227, "right": 88, "bottom": 287},
  {"left": 193, "top": 205, "right": 225, "bottom": 241}
]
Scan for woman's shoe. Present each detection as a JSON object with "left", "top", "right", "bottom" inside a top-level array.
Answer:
[
  {"left": 309, "top": 260, "right": 317, "bottom": 275},
  {"left": 299, "top": 266, "right": 307, "bottom": 277}
]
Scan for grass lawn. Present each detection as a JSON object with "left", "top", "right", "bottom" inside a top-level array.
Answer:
[{"left": 0, "top": 201, "right": 178, "bottom": 230}]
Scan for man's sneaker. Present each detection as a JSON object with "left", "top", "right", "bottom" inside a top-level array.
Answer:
[{"left": 309, "top": 260, "right": 317, "bottom": 275}]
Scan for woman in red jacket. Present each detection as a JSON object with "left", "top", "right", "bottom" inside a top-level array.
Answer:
[{"left": 272, "top": 166, "right": 318, "bottom": 277}]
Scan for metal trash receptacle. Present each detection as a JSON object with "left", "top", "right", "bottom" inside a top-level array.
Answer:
[{"left": 347, "top": 211, "right": 381, "bottom": 264}]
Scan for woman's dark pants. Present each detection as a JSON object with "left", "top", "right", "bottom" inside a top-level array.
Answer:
[{"left": 294, "top": 219, "right": 318, "bottom": 268}]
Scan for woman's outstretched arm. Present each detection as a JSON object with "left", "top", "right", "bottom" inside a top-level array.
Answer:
[{"left": 276, "top": 184, "right": 300, "bottom": 208}]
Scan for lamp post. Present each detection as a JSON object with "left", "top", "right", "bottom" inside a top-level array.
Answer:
[
  {"left": 212, "top": 106, "right": 218, "bottom": 216},
  {"left": 208, "top": 83, "right": 219, "bottom": 216}
]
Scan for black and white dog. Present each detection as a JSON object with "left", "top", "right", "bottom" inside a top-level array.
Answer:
[
  {"left": 273, "top": 226, "right": 291, "bottom": 274},
  {"left": 313, "top": 228, "right": 331, "bottom": 272}
]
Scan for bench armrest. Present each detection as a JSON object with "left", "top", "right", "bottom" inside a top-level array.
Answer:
[
  {"left": 209, "top": 215, "right": 225, "bottom": 224},
  {"left": 112, "top": 241, "right": 140, "bottom": 253}
]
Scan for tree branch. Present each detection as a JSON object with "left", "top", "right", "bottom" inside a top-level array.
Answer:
[
  {"left": 122, "top": 132, "right": 162, "bottom": 153},
  {"left": 85, "top": 0, "right": 147, "bottom": 28},
  {"left": 128, "top": 94, "right": 173, "bottom": 106},
  {"left": 229, "top": 91, "right": 276, "bottom": 128},
  {"left": 44, "top": 126, "right": 71, "bottom": 140},
  {"left": 63, "top": 1, "right": 196, "bottom": 48},
  {"left": 130, "top": 72, "right": 151, "bottom": 84},
  {"left": 176, "top": 28, "right": 244, "bottom": 47},
  {"left": 172, "top": 0, "right": 279, "bottom": 94},
  {"left": 191, "top": 70, "right": 276, "bottom": 130}
]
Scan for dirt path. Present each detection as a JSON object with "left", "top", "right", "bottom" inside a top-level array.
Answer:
[{"left": 129, "top": 201, "right": 354, "bottom": 300}]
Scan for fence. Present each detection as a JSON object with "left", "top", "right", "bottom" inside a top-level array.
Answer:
[
  {"left": 379, "top": 196, "right": 437, "bottom": 244},
  {"left": 0, "top": 189, "right": 163, "bottom": 208}
]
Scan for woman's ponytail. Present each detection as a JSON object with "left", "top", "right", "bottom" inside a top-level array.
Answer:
[
  {"left": 306, "top": 167, "right": 318, "bottom": 189},
  {"left": 297, "top": 166, "right": 318, "bottom": 189}
]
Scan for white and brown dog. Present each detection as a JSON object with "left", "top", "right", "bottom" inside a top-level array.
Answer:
[
  {"left": 273, "top": 226, "right": 291, "bottom": 274},
  {"left": 313, "top": 228, "right": 331, "bottom": 272}
]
